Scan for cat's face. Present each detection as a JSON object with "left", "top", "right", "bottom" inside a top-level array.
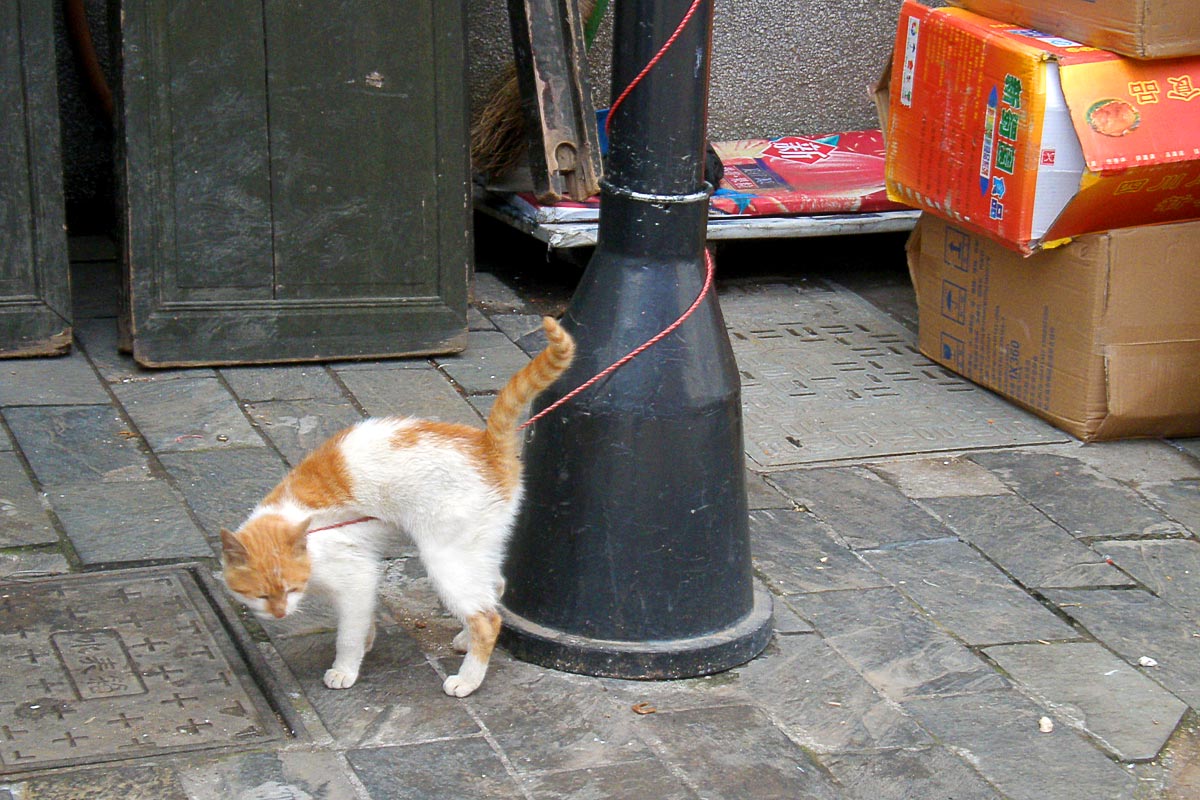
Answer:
[{"left": 220, "top": 514, "right": 312, "bottom": 620}]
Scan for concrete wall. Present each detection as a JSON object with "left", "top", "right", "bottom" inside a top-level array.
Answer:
[{"left": 467, "top": 0, "right": 918, "bottom": 140}]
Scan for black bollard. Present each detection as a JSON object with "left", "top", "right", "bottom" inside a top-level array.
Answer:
[{"left": 499, "top": 0, "right": 773, "bottom": 678}]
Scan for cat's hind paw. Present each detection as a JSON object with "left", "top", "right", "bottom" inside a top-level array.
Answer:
[
  {"left": 323, "top": 667, "right": 359, "bottom": 689},
  {"left": 442, "top": 673, "right": 482, "bottom": 698},
  {"left": 452, "top": 628, "right": 470, "bottom": 654}
]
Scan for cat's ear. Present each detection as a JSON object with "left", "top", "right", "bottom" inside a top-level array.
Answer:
[
  {"left": 288, "top": 518, "right": 312, "bottom": 555},
  {"left": 220, "top": 528, "right": 248, "bottom": 564}
]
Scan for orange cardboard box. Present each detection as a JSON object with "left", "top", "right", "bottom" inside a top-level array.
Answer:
[
  {"left": 908, "top": 214, "right": 1200, "bottom": 441},
  {"left": 949, "top": 0, "right": 1200, "bottom": 60},
  {"left": 884, "top": 1, "right": 1200, "bottom": 253}
]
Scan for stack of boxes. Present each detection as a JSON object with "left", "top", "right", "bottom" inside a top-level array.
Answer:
[{"left": 880, "top": 0, "right": 1200, "bottom": 441}]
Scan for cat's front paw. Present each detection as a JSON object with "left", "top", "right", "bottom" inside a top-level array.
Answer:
[
  {"left": 323, "top": 667, "right": 359, "bottom": 689},
  {"left": 442, "top": 673, "right": 482, "bottom": 698}
]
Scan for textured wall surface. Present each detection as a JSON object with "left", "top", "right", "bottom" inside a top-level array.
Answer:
[{"left": 468, "top": 0, "right": 924, "bottom": 141}]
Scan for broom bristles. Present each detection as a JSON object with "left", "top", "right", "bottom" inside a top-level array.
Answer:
[
  {"left": 471, "top": 69, "right": 527, "bottom": 181},
  {"left": 472, "top": 0, "right": 601, "bottom": 183}
]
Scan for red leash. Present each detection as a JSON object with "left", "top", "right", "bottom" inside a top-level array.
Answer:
[
  {"left": 519, "top": 248, "right": 715, "bottom": 431},
  {"left": 605, "top": 0, "right": 705, "bottom": 139},
  {"left": 308, "top": 516, "right": 377, "bottom": 534}
]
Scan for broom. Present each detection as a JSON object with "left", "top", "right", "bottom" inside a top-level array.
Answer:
[{"left": 472, "top": 0, "right": 608, "bottom": 183}]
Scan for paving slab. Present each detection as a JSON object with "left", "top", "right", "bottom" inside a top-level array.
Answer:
[
  {"left": 733, "top": 632, "right": 932, "bottom": 754},
  {"left": 767, "top": 467, "right": 953, "bottom": 549},
  {"left": 869, "top": 455, "right": 1011, "bottom": 499},
  {"left": 441, "top": 650, "right": 653, "bottom": 776},
  {"left": 820, "top": 747, "right": 1003, "bottom": 800},
  {"left": 1098, "top": 538, "right": 1200, "bottom": 624},
  {"left": 44, "top": 480, "right": 212, "bottom": 565},
  {"left": 749, "top": 508, "right": 889, "bottom": 594},
  {"left": 970, "top": 451, "right": 1188, "bottom": 539},
  {"left": 157, "top": 448, "right": 287, "bottom": 538},
  {"left": 467, "top": 393, "right": 499, "bottom": 421},
  {"left": 902, "top": 689, "right": 1139, "bottom": 800},
  {"left": 1042, "top": 588, "right": 1200, "bottom": 709},
  {"left": 1174, "top": 438, "right": 1200, "bottom": 461},
  {"left": 326, "top": 356, "right": 432, "bottom": 373},
  {"left": 347, "top": 737, "right": 520, "bottom": 799},
  {"left": 768, "top": 599, "right": 816, "bottom": 634},
  {"left": 984, "top": 641, "right": 1187, "bottom": 761},
  {"left": 520, "top": 759, "right": 701, "bottom": 799},
  {"left": 177, "top": 750, "right": 363, "bottom": 800},
  {"left": 333, "top": 364, "right": 482, "bottom": 426},
  {"left": 72, "top": 317, "right": 201, "bottom": 385},
  {"left": 920, "top": 494, "right": 1133, "bottom": 589},
  {"left": 434, "top": 330, "right": 533, "bottom": 395},
  {"left": 746, "top": 472, "right": 793, "bottom": 510},
  {"left": 0, "top": 551, "right": 69, "bottom": 578},
  {"left": 1134, "top": 479, "right": 1200, "bottom": 535},
  {"left": 719, "top": 283, "right": 1064, "bottom": 467},
  {"left": 4, "top": 405, "right": 150, "bottom": 486},
  {"left": 0, "top": 568, "right": 287, "bottom": 775},
  {"left": 488, "top": 312, "right": 547, "bottom": 355},
  {"left": 377, "top": 553, "right": 454, "bottom": 629},
  {"left": 273, "top": 628, "right": 478, "bottom": 748},
  {"left": 111, "top": 376, "right": 263, "bottom": 454},
  {"left": 792, "top": 588, "right": 1008, "bottom": 701},
  {"left": 862, "top": 539, "right": 1079, "bottom": 645},
  {"left": 218, "top": 364, "right": 346, "bottom": 403},
  {"left": 468, "top": 305, "right": 498, "bottom": 331},
  {"left": 69, "top": 258, "right": 120, "bottom": 319},
  {"left": 0, "top": 451, "right": 57, "bottom": 547},
  {"left": 0, "top": 351, "right": 110, "bottom": 406},
  {"left": 243, "top": 398, "right": 363, "bottom": 466},
  {"left": 1053, "top": 440, "right": 1200, "bottom": 485},
  {"left": 635, "top": 704, "right": 843, "bottom": 799},
  {"left": 472, "top": 270, "right": 529, "bottom": 313}
]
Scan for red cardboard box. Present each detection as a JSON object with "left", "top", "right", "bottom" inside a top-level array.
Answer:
[
  {"left": 883, "top": 1, "right": 1200, "bottom": 253},
  {"left": 949, "top": 0, "right": 1200, "bottom": 60}
]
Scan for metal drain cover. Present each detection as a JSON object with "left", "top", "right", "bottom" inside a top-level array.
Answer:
[
  {"left": 722, "top": 284, "right": 1066, "bottom": 468},
  {"left": 0, "top": 567, "right": 287, "bottom": 775}
]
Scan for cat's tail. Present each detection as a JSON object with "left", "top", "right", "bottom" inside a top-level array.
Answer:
[{"left": 485, "top": 316, "right": 576, "bottom": 456}]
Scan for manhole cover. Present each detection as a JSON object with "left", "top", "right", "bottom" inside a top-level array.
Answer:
[
  {"left": 0, "top": 567, "right": 289, "bottom": 775},
  {"left": 722, "top": 283, "right": 1066, "bottom": 468}
]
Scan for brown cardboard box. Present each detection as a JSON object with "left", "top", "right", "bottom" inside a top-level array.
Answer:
[
  {"left": 949, "top": 0, "right": 1200, "bottom": 59},
  {"left": 907, "top": 214, "right": 1200, "bottom": 441}
]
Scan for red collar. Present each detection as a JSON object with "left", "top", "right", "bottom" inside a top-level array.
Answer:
[{"left": 307, "top": 516, "right": 378, "bottom": 534}]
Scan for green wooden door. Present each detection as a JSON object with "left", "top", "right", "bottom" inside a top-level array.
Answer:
[
  {"left": 114, "top": 0, "right": 469, "bottom": 366},
  {"left": 0, "top": 0, "right": 71, "bottom": 358}
]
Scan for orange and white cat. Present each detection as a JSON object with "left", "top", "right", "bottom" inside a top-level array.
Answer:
[{"left": 220, "top": 317, "right": 574, "bottom": 697}]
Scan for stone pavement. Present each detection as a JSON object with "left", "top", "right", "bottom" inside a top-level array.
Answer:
[{"left": 1, "top": 231, "right": 1198, "bottom": 798}]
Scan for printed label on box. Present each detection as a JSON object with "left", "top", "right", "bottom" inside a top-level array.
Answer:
[{"left": 942, "top": 280, "right": 967, "bottom": 324}]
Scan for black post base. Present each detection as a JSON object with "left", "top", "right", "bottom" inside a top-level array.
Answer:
[{"left": 500, "top": 585, "right": 773, "bottom": 680}]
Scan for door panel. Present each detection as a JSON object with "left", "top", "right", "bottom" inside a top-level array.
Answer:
[
  {"left": 116, "top": 0, "right": 469, "bottom": 366},
  {"left": 0, "top": 0, "right": 71, "bottom": 358}
]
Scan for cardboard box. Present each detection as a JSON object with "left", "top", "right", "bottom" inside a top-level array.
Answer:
[
  {"left": 883, "top": 1, "right": 1200, "bottom": 254},
  {"left": 907, "top": 214, "right": 1200, "bottom": 441},
  {"left": 948, "top": 0, "right": 1200, "bottom": 60}
]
